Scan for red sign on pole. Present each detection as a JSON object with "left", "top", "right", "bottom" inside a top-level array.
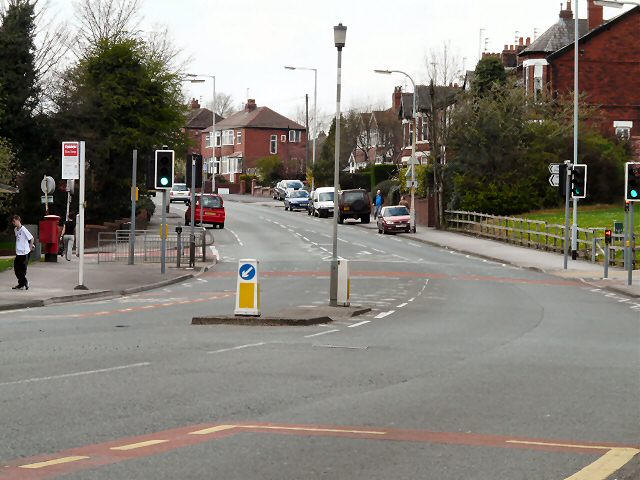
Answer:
[{"left": 62, "top": 141, "right": 80, "bottom": 180}]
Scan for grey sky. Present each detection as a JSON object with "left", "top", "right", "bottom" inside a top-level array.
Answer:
[{"left": 46, "top": 0, "right": 630, "bottom": 127}]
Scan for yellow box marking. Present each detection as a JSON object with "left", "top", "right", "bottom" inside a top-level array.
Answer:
[
  {"left": 565, "top": 448, "right": 639, "bottom": 480},
  {"left": 110, "top": 439, "right": 168, "bottom": 451},
  {"left": 19, "top": 456, "right": 89, "bottom": 469},
  {"left": 189, "top": 425, "right": 237, "bottom": 435},
  {"left": 507, "top": 440, "right": 613, "bottom": 450},
  {"left": 238, "top": 425, "right": 387, "bottom": 435},
  {"left": 238, "top": 283, "right": 255, "bottom": 309}
]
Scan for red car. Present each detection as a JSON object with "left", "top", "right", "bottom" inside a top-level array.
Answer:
[
  {"left": 185, "top": 194, "right": 225, "bottom": 228},
  {"left": 377, "top": 206, "right": 410, "bottom": 234}
]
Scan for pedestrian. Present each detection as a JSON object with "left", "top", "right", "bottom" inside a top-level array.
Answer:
[
  {"left": 399, "top": 195, "right": 410, "bottom": 208},
  {"left": 374, "top": 189, "right": 384, "bottom": 218},
  {"left": 59, "top": 213, "right": 76, "bottom": 261},
  {"left": 11, "top": 215, "right": 34, "bottom": 290}
]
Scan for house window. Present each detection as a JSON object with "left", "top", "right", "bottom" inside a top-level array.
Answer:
[
  {"left": 280, "top": 134, "right": 287, "bottom": 142},
  {"left": 270, "top": 135, "right": 278, "bottom": 154},
  {"left": 408, "top": 124, "right": 414, "bottom": 146},
  {"left": 221, "top": 157, "right": 229, "bottom": 174},
  {"left": 237, "top": 131, "right": 242, "bottom": 144},
  {"left": 289, "top": 130, "right": 302, "bottom": 143},
  {"left": 226, "top": 157, "right": 242, "bottom": 174},
  {"left": 422, "top": 121, "right": 429, "bottom": 142},
  {"left": 533, "top": 64, "right": 543, "bottom": 101},
  {"left": 222, "top": 130, "right": 234, "bottom": 145},
  {"left": 614, "top": 121, "right": 633, "bottom": 140},
  {"left": 215, "top": 131, "right": 221, "bottom": 147}
]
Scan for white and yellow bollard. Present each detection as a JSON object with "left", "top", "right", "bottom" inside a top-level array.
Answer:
[
  {"left": 235, "top": 259, "right": 260, "bottom": 316},
  {"left": 337, "top": 258, "right": 350, "bottom": 307}
]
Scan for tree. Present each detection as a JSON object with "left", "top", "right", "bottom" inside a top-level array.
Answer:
[
  {"left": 75, "top": 0, "right": 141, "bottom": 52},
  {"left": 0, "top": 137, "right": 17, "bottom": 220},
  {"left": 472, "top": 56, "right": 507, "bottom": 97},
  {"left": 206, "top": 92, "right": 238, "bottom": 118},
  {"left": 255, "top": 155, "right": 283, "bottom": 185},
  {"left": 312, "top": 116, "right": 353, "bottom": 187}
]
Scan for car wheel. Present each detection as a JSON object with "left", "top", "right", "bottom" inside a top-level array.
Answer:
[
  {"left": 284, "top": 205, "right": 288, "bottom": 211},
  {"left": 338, "top": 215, "right": 344, "bottom": 224},
  {"left": 219, "top": 223, "right": 224, "bottom": 229},
  {"left": 361, "top": 215, "right": 370, "bottom": 224},
  {"left": 405, "top": 227, "right": 411, "bottom": 233},
  {"left": 185, "top": 219, "right": 190, "bottom": 226},
  {"left": 378, "top": 227, "right": 382, "bottom": 234}
]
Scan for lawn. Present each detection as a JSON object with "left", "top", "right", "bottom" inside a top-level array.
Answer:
[
  {"left": 523, "top": 204, "right": 640, "bottom": 232},
  {"left": 0, "top": 258, "right": 13, "bottom": 273}
]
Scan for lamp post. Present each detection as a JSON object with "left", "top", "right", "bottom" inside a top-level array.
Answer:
[
  {"left": 374, "top": 69, "right": 417, "bottom": 233},
  {"left": 329, "top": 23, "right": 346, "bottom": 308},
  {"left": 284, "top": 65, "right": 318, "bottom": 192},
  {"left": 186, "top": 74, "right": 216, "bottom": 227}
]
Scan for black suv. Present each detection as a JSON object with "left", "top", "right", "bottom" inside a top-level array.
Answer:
[{"left": 337, "top": 189, "right": 371, "bottom": 224}]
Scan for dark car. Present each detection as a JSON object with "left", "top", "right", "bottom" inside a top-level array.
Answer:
[
  {"left": 274, "top": 179, "right": 304, "bottom": 200},
  {"left": 377, "top": 205, "right": 410, "bottom": 234},
  {"left": 337, "top": 189, "right": 371, "bottom": 224},
  {"left": 284, "top": 189, "right": 310, "bottom": 211}
]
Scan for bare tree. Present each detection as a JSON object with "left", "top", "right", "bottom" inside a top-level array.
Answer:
[
  {"left": 425, "top": 41, "right": 464, "bottom": 87},
  {"left": 73, "top": 0, "right": 142, "bottom": 52},
  {"left": 289, "top": 103, "right": 330, "bottom": 140},
  {"left": 206, "top": 92, "right": 238, "bottom": 118}
]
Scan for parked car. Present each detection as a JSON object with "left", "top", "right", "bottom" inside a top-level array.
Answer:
[
  {"left": 309, "top": 187, "right": 334, "bottom": 218},
  {"left": 337, "top": 189, "right": 371, "bottom": 224},
  {"left": 274, "top": 179, "right": 304, "bottom": 200},
  {"left": 377, "top": 205, "right": 410, "bottom": 234},
  {"left": 169, "top": 183, "right": 190, "bottom": 203},
  {"left": 185, "top": 194, "right": 225, "bottom": 228},
  {"left": 284, "top": 189, "right": 310, "bottom": 211}
]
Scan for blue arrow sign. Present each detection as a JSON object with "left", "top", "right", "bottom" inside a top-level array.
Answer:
[{"left": 239, "top": 263, "right": 256, "bottom": 281}]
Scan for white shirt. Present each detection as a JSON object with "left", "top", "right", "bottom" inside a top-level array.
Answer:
[{"left": 15, "top": 226, "right": 34, "bottom": 255}]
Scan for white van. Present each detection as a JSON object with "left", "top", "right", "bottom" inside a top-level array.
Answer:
[{"left": 309, "top": 187, "right": 335, "bottom": 218}]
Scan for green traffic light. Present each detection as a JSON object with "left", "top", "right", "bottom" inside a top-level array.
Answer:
[
  {"left": 160, "top": 177, "right": 169, "bottom": 186},
  {"left": 631, "top": 189, "right": 639, "bottom": 198}
]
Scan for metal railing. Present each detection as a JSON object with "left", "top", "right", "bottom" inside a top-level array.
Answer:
[
  {"left": 97, "top": 229, "right": 212, "bottom": 264},
  {"left": 445, "top": 210, "right": 636, "bottom": 268}
]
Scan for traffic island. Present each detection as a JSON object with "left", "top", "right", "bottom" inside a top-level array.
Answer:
[{"left": 192, "top": 305, "right": 371, "bottom": 327}]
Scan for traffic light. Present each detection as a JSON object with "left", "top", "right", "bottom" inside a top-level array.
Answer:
[
  {"left": 625, "top": 162, "right": 640, "bottom": 202},
  {"left": 570, "top": 164, "right": 587, "bottom": 199},
  {"left": 155, "top": 150, "right": 174, "bottom": 189},
  {"left": 185, "top": 154, "right": 203, "bottom": 189},
  {"left": 604, "top": 229, "right": 612, "bottom": 245},
  {"left": 559, "top": 163, "right": 568, "bottom": 198}
]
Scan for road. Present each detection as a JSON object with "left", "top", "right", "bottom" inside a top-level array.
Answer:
[{"left": 1, "top": 198, "right": 638, "bottom": 479}]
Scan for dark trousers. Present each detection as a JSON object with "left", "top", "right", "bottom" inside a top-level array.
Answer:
[{"left": 14, "top": 254, "right": 29, "bottom": 287}]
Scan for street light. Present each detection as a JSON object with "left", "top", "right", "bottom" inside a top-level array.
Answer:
[
  {"left": 186, "top": 73, "right": 216, "bottom": 229},
  {"left": 329, "top": 23, "right": 346, "bottom": 308},
  {"left": 594, "top": 0, "right": 640, "bottom": 7},
  {"left": 284, "top": 65, "right": 318, "bottom": 192},
  {"left": 374, "top": 69, "right": 417, "bottom": 234}
]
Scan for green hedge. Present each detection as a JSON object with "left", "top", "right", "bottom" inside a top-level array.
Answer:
[{"left": 370, "top": 164, "right": 397, "bottom": 190}]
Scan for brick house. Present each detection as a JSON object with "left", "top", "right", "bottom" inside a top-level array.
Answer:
[
  {"left": 184, "top": 98, "right": 223, "bottom": 157},
  {"left": 518, "top": 1, "right": 640, "bottom": 138},
  {"left": 200, "top": 99, "right": 307, "bottom": 182}
]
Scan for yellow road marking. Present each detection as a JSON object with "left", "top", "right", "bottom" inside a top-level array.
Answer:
[
  {"left": 189, "top": 425, "right": 237, "bottom": 435},
  {"left": 19, "top": 456, "right": 89, "bottom": 469},
  {"left": 507, "top": 440, "right": 612, "bottom": 450},
  {"left": 238, "top": 425, "right": 387, "bottom": 435},
  {"left": 110, "top": 439, "right": 168, "bottom": 451},
  {"left": 565, "top": 448, "right": 639, "bottom": 480}
]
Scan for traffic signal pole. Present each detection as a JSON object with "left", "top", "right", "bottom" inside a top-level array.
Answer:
[
  {"left": 161, "top": 189, "right": 167, "bottom": 274},
  {"left": 128, "top": 149, "right": 137, "bottom": 265},
  {"left": 629, "top": 202, "right": 635, "bottom": 286},
  {"left": 190, "top": 156, "right": 196, "bottom": 268},
  {"left": 563, "top": 162, "right": 571, "bottom": 270}
]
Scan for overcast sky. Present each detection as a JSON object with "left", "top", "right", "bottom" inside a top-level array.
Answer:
[{"left": 46, "top": 0, "right": 630, "bottom": 128}]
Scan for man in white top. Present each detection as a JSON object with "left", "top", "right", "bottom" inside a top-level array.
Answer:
[{"left": 12, "top": 215, "right": 34, "bottom": 290}]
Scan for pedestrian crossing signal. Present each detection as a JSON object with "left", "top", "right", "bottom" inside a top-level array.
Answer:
[{"left": 604, "top": 229, "right": 612, "bottom": 245}]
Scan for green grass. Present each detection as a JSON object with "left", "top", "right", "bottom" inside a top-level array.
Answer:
[
  {"left": 523, "top": 204, "right": 640, "bottom": 233},
  {"left": 0, "top": 258, "right": 13, "bottom": 272}
]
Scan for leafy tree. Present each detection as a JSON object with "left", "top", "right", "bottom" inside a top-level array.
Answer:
[
  {"left": 472, "top": 56, "right": 507, "bottom": 97},
  {"left": 313, "top": 116, "right": 353, "bottom": 186},
  {"left": 255, "top": 155, "right": 283, "bottom": 185},
  {"left": 0, "top": 137, "right": 17, "bottom": 220}
]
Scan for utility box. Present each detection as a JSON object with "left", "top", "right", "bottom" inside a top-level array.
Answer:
[
  {"left": 337, "top": 258, "right": 350, "bottom": 307},
  {"left": 39, "top": 215, "right": 60, "bottom": 262}
]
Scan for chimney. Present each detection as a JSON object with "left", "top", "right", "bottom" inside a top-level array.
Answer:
[
  {"left": 245, "top": 99, "right": 257, "bottom": 112},
  {"left": 560, "top": 1, "right": 573, "bottom": 19},
  {"left": 588, "top": 0, "right": 604, "bottom": 30},
  {"left": 518, "top": 37, "right": 524, "bottom": 46},
  {"left": 392, "top": 86, "right": 402, "bottom": 112},
  {"left": 190, "top": 98, "right": 200, "bottom": 110}
]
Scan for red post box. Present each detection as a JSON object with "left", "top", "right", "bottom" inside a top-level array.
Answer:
[{"left": 39, "top": 215, "right": 60, "bottom": 262}]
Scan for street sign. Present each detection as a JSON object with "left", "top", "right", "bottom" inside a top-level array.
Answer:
[
  {"left": 406, "top": 179, "right": 419, "bottom": 189},
  {"left": 235, "top": 259, "right": 260, "bottom": 316},
  {"left": 40, "top": 176, "right": 55, "bottom": 194},
  {"left": 614, "top": 221, "right": 623, "bottom": 235},
  {"left": 548, "top": 174, "right": 560, "bottom": 187},
  {"left": 62, "top": 141, "right": 80, "bottom": 180},
  {"left": 548, "top": 163, "right": 560, "bottom": 174},
  {"left": 40, "top": 195, "right": 54, "bottom": 204}
]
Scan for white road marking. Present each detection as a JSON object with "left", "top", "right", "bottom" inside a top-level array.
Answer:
[
  {"left": 359, "top": 251, "right": 372, "bottom": 255},
  {"left": 207, "top": 342, "right": 266, "bottom": 354},
  {"left": 396, "top": 303, "right": 408, "bottom": 308},
  {"left": 374, "top": 311, "right": 395, "bottom": 319},
  {"left": 353, "top": 242, "right": 366, "bottom": 248},
  {"left": 197, "top": 278, "right": 208, "bottom": 283},
  {"left": 0, "top": 362, "right": 151, "bottom": 387},
  {"left": 304, "top": 329, "right": 340, "bottom": 338},
  {"left": 348, "top": 320, "right": 371, "bottom": 328},
  {"left": 227, "top": 228, "right": 244, "bottom": 246},
  {"left": 372, "top": 248, "right": 385, "bottom": 253},
  {"left": 392, "top": 254, "right": 410, "bottom": 261},
  {"left": 408, "top": 297, "right": 416, "bottom": 302},
  {"left": 302, "top": 237, "right": 310, "bottom": 242}
]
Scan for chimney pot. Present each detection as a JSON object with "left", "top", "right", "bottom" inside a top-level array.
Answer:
[
  {"left": 190, "top": 98, "right": 200, "bottom": 110},
  {"left": 588, "top": 0, "right": 604, "bottom": 30},
  {"left": 245, "top": 99, "right": 257, "bottom": 112},
  {"left": 519, "top": 37, "right": 524, "bottom": 45},
  {"left": 526, "top": 37, "right": 531, "bottom": 45}
]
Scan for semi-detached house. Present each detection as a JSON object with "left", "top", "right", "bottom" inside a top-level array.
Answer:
[{"left": 200, "top": 99, "right": 307, "bottom": 182}]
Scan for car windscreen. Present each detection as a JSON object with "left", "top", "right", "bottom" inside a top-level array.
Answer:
[
  {"left": 172, "top": 184, "right": 188, "bottom": 191},
  {"left": 287, "top": 180, "right": 303, "bottom": 189},
  {"left": 318, "top": 192, "right": 334, "bottom": 202},
  {"left": 290, "top": 190, "right": 309, "bottom": 198},
  {"left": 385, "top": 207, "right": 409, "bottom": 216},
  {"left": 200, "top": 196, "right": 222, "bottom": 208},
  {"left": 342, "top": 191, "right": 366, "bottom": 203}
]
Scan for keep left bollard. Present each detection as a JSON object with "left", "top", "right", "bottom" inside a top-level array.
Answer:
[{"left": 235, "top": 259, "right": 260, "bottom": 316}]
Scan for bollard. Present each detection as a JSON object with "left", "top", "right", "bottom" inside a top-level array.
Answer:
[
  {"left": 189, "top": 234, "right": 196, "bottom": 268},
  {"left": 201, "top": 227, "right": 207, "bottom": 263},
  {"left": 176, "top": 226, "right": 183, "bottom": 268},
  {"left": 604, "top": 229, "right": 612, "bottom": 280},
  {"left": 337, "top": 258, "right": 350, "bottom": 307},
  {"left": 235, "top": 259, "right": 260, "bottom": 316}
]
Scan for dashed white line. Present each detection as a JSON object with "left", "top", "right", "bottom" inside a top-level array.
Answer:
[
  {"left": 227, "top": 228, "right": 244, "bottom": 246},
  {"left": 208, "top": 342, "right": 266, "bottom": 354},
  {"left": 371, "top": 248, "right": 385, "bottom": 253},
  {"left": 374, "top": 310, "right": 395, "bottom": 319},
  {"left": 360, "top": 251, "right": 372, "bottom": 255},
  {"left": 408, "top": 297, "right": 416, "bottom": 302},
  {"left": 304, "top": 329, "right": 340, "bottom": 338},
  {"left": 396, "top": 303, "right": 408, "bottom": 308},
  {"left": 348, "top": 320, "right": 371, "bottom": 328}
]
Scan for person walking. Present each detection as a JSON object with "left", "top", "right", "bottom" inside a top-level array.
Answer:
[
  {"left": 399, "top": 195, "right": 410, "bottom": 208},
  {"left": 374, "top": 190, "right": 384, "bottom": 219},
  {"left": 59, "top": 213, "right": 76, "bottom": 261},
  {"left": 12, "top": 215, "right": 34, "bottom": 290}
]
